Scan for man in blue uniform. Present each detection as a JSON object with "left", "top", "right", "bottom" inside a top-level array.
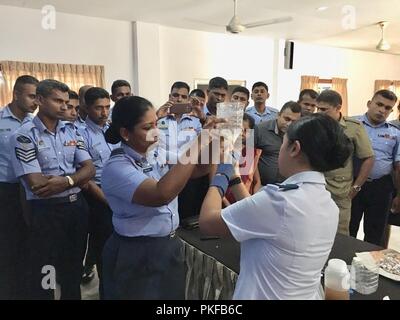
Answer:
[
  {"left": 63, "top": 90, "right": 79, "bottom": 123},
  {"left": 246, "top": 82, "right": 279, "bottom": 124},
  {"left": 0, "top": 75, "right": 38, "bottom": 299},
  {"left": 156, "top": 82, "right": 207, "bottom": 222},
  {"left": 10, "top": 79, "right": 95, "bottom": 300},
  {"left": 74, "top": 85, "right": 93, "bottom": 130},
  {"left": 79, "top": 87, "right": 116, "bottom": 297},
  {"left": 350, "top": 90, "right": 400, "bottom": 246}
]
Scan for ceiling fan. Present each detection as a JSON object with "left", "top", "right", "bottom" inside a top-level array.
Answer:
[
  {"left": 376, "top": 21, "right": 391, "bottom": 51},
  {"left": 225, "top": 0, "right": 293, "bottom": 34}
]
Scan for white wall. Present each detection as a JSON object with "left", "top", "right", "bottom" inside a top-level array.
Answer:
[
  {"left": 1, "top": 6, "right": 399, "bottom": 116},
  {"left": 147, "top": 24, "right": 400, "bottom": 115},
  {"left": 0, "top": 5, "right": 134, "bottom": 93},
  {"left": 276, "top": 40, "right": 400, "bottom": 116},
  {"left": 158, "top": 26, "right": 276, "bottom": 107},
  {"left": 133, "top": 22, "right": 162, "bottom": 106}
]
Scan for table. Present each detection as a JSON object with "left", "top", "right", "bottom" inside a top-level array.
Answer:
[{"left": 177, "top": 228, "right": 400, "bottom": 300}]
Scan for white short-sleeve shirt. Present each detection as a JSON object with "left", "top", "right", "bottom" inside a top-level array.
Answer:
[{"left": 222, "top": 171, "right": 339, "bottom": 300}]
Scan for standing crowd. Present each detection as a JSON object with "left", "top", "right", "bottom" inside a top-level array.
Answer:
[{"left": 0, "top": 74, "right": 399, "bottom": 300}]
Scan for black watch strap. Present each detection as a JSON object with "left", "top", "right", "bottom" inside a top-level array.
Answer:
[{"left": 228, "top": 176, "right": 242, "bottom": 187}]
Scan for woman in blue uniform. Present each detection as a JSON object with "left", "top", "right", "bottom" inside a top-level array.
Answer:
[
  {"left": 101, "top": 96, "right": 221, "bottom": 299},
  {"left": 199, "top": 114, "right": 352, "bottom": 299}
]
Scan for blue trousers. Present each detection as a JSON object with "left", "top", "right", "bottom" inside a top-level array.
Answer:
[{"left": 102, "top": 232, "right": 185, "bottom": 300}]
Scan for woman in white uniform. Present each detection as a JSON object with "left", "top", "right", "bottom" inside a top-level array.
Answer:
[{"left": 199, "top": 113, "right": 352, "bottom": 300}]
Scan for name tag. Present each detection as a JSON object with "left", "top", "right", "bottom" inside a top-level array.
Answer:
[
  {"left": 64, "top": 140, "right": 77, "bottom": 147},
  {"left": 135, "top": 160, "right": 153, "bottom": 173},
  {"left": 0, "top": 128, "right": 11, "bottom": 132}
]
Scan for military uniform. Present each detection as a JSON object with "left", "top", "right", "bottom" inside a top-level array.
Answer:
[
  {"left": 101, "top": 145, "right": 184, "bottom": 299},
  {"left": 0, "top": 105, "right": 32, "bottom": 299},
  {"left": 221, "top": 171, "right": 338, "bottom": 299},
  {"left": 350, "top": 114, "right": 400, "bottom": 246},
  {"left": 324, "top": 115, "right": 373, "bottom": 236},
  {"left": 79, "top": 118, "right": 117, "bottom": 298},
  {"left": 157, "top": 115, "right": 208, "bottom": 221},
  {"left": 10, "top": 116, "right": 92, "bottom": 299},
  {"left": 246, "top": 105, "right": 279, "bottom": 125}
]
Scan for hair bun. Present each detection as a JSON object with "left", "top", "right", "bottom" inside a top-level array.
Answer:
[{"left": 105, "top": 123, "right": 121, "bottom": 144}]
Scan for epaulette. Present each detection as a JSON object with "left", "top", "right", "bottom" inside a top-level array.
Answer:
[
  {"left": 272, "top": 183, "right": 299, "bottom": 191},
  {"left": 110, "top": 148, "right": 125, "bottom": 157}
]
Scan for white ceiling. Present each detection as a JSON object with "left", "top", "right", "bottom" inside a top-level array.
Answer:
[{"left": 1, "top": 0, "right": 399, "bottom": 54}]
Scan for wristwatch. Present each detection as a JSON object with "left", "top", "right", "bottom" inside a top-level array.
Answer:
[
  {"left": 352, "top": 185, "right": 361, "bottom": 192},
  {"left": 66, "top": 176, "right": 75, "bottom": 187},
  {"left": 228, "top": 176, "right": 242, "bottom": 187}
]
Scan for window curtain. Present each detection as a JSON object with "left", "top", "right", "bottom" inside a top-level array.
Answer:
[
  {"left": 300, "top": 75, "right": 319, "bottom": 91},
  {"left": 374, "top": 80, "right": 392, "bottom": 92},
  {"left": 332, "top": 78, "right": 348, "bottom": 116},
  {"left": 392, "top": 80, "right": 400, "bottom": 119},
  {"left": 393, "top": 81, "right": 400, "bottom": 102},
  {"left": 0, "top": 61, "right": 105, "bottom": 107}
]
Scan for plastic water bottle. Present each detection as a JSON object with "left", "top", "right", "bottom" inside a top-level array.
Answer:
[
  {"left": 350, "top": 257, "right": 379, "bottom": 295},
  {"left": 324, "top": 259, "right": 350, "bottom": 300}
]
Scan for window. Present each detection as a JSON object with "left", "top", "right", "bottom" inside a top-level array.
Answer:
[
  {"left": 317, "top": 79, "right": 332, "bottom": 93},
  {"left": 0, "top": 61, "right": 105, "bottom": 107},
  {"left": 194, "top": 79, "right": 246, "bottom": 97}
]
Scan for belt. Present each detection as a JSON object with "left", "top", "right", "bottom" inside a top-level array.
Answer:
[
  {"left": 169, "top": 230, "right": 176, "bottom": 238},
  {"left": 30, "top": 193, "right": 80, "bottom": 205},
  {"left": 366, "top": 175, "right": 391, "bottom": 183},
  {"left": 115, "top": 229, "right": 176, "bottom": 240},
  {"left": 0, "top": 182, "right": 19, "bottom": 189}
]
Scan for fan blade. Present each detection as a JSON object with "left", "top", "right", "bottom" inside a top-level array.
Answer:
[{"left": 244, "top": 16, "right": 293, "bottom": 29}]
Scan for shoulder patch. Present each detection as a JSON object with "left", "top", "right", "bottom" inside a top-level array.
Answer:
[
  {"left": 16, "top": 135, "right": 32, "bottom": 144},
  {"left": 15, "top": 147, "right": 36, "bottom": 163}
]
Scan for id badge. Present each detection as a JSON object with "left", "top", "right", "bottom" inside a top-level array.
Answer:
[{"left": 142, "top": 163, "right": 153, "bottom": 173}]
